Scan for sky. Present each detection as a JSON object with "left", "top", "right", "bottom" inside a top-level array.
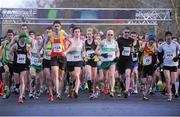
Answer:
[
  {"left": 0, "top": 0, "right": 37, "bottom": 8},
  {"left": 0, "top": 0, "right": 55, "bottom": 8}
]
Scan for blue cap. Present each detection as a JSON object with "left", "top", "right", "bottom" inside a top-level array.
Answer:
[{"left": 147, "top": 32, "right": 156, "bottom": 41}]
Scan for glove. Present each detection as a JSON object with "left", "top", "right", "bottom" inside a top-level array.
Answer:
[
  {"left": 101, "top": 53, "right": 108, "bottom": 58},
  {"left": 113, "top": 57, "right": 119, "bottom": 62},
  {"left": 93, "top": 55, "right": 99, "bottom": 62},
  {"left": 153, "top": 64, "right": 158, "bottom": 70},
  {"left": 83, "top": 56, "right": 88, "bottom": 62},
  {"left": 173, "top": 56, "right": 179, "bottom": 62}
]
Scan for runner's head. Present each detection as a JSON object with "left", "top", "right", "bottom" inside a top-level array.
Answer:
[
  {"left": 29, "top": 30, "right": 36, "bottom": 39},
  {"left": 147, "top": 32, "right": 156, "bottom": 45},
  {"left": 106, "top": 29, "right": 114, "bottom": 41},
  {"left": 19, "top": 32, "right": 27, "bottom": 43},
  {"left": 130, "top": 31, "right": 138, "bottom": 41},
  {"left": 172, "top": 37, "right": 178, "bottom": 42},
  {"left": 53, "top": 20, "right": 61, "bottom": 33},
  {"left": 69, "top": 24, "right": 75, "bottom": 34},
  {"left": 73, "top": 26, "right": 81, "bottom": 39},
  {"left": 6, "top": 29, "right": 14, "bottom": 41},
  {"left": 86, "top": 28, "right": 94, "bottom": 40},
  {"left": 165, "top": 31, "right": 172, "bottom": 44},
  {"left": 36, "top": 33, "right": 43, "bottom": 44},
  {"left": 45, "top": 26, "right": 52, "bottom": 36},
  {"left": 122, "top": 27, "right": 130, "bottom": 39},
  {"left": 21, "top": 24, "right": 28, "bottom": 33},
  {"left": 157, "top": 38, "right": 164, "bottom": 47}
]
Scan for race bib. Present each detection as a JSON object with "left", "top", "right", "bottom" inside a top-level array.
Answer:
[
  {"left": 17, "top": 54, "right": 26, "bottom": 64},
  {"left": 53, "top": 43, "right": 62, "bottom": 52},
  {"left": 67, "top": 51, "right": 82, "bottom": 61},
  {"left": 165, "top": 52, "right": 173, "bottom": 60},
  {"left": 108, "top": 53, "right": 115, "bottom": 59},
  {"left": 143, "top": 56, "right": 152, "bottom": 65},
  {"left": 122, "top": 47, "right": 131, "bottom": 56},
  {"left": 45, "top": 50, "right": 51, "bottom": 59},
  {"left": 31, "top": 57, "right": 39, "bottom": 65},
  {"left": 164, "top": 51, "right": 174, "bottom": 64},
  {"left": 86, "top": 50, "right": 95, "bottom": 59}
]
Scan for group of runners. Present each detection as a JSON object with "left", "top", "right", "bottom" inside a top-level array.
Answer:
[{"left": 0, "top": 20, "right": 180, "bottom": 104}]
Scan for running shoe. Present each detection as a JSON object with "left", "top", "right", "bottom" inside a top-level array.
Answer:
[
  {"left": 18, "top": 98, "right": 24, "bottom": 104},
  {"left": 175, "top": 93, "right": 179, "bottom": 98},
  {"left": 168, "top": 95, "right": 172, "bottom": 101},
  {"left": 14, "top": 88, "right": 19, "bottom": 95},
  {"left": 2, "top": 89, "right": 10, "bottom": 99},
  {"left": 124, "top": 91, "right": 128, "bottom": 98},
  {"left": 103, "top": 87, "right": 109, "bottom": 95},
  {"left": 109, "top": 91, "right": 115, "bottom": 97},
  {"left": 48, "top": 95, "right": 54, "bottom": 102},
  {"left": 56, "top": 94, "right": 62, "bottom": 100},
  {"left": 143, "top": 96, "right": 149, "bottom": 101},
  {"left": 94, "top": 92, "right": 99, "bottom": 99},
  {"left": 29, "top": 93, "right": 34, "bottom": 99}
]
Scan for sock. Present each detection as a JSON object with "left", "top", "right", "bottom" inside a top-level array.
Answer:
[
  {"left": 175, "top": 81, "right": 179, "bottom": 94},
  {"left": 87, "top": 80, "right": 92, "bottom": 92},
  {"left": 16, "top": 84, "right": 20, "bottom": 89},
  {"left": 171, "top": 84, "right": 175, "bottom": 94}
]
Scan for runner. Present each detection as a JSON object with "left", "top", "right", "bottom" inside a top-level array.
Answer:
[
  {"left": 140, "top": 32, "right": 157, "bottom": 100},
  {"left": 49, "top": 20, "right": 68, "bottom": 100},
  {"left": 116, "top": 27, "right": 133, "bottom": 98},
  {"left": 9, "top": 32, "right": 31, "bottom": 103},
  {"left": 0, "top": 29, "right": 14, "bottom": 99},
  {"left": 83, "top": 28, "right": 99, "bottom": 98},
  {"left": 158, "top": 31, "right": 180, "bottom": 101},
  {"left": 65, "top": 26, "right": 84, "bottom": 98},
  {"left": 29, "top": 33, "right": 44, "bottom": 99},
  {"left": 130, "top": 31, "right": 140, "bottom": 94},
  {"left": 42, "top": 27, "right": 54, "bottom": 101},
  {"left": 96, "top": 29, "right": 119, "bottom": 97}
]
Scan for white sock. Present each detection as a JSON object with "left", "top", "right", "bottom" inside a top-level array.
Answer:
[{"left": 175, "top": 81, "right": 179, "bottom": 94}]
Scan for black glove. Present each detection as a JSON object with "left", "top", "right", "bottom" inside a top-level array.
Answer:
[
  {"left": 31, "top": 78, "right": 36, "bottom": 87},
  {"left": 173, "top": 56, "right": 179, "bottom": 62},
  {"left": 89, "top": 53, "right": 96, "bottom": 59},
  {"left": 101, "top": 53, "right": 108, "bottom": 58},
  {"left": 113, "top": 57, "right": 119, "bottom": 62},
  {"left": 153, "top": 64, "right": 158, "bottom": 70}
]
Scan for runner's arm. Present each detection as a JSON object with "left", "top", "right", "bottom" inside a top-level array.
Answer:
[
  {"left": 95, "top": 41, "right": 102, "bottom": 56},
  {"left": 27, "top": 45, "right": 32, "bottom": 60},
  {"left": 115, "top": 41, "right": 120, "bottom": 58},
  {"left": 8, "top": 43, "right": 17, "bottom": 61}
]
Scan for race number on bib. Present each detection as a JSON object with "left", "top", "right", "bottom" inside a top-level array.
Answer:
[
  {"left": 17, "top": 54, "right": 26, "bottom": 64},
  {"left": 54, "top": 43, "right": 62, "bottom": 52},
  {"left": 87, "top": 50, "right": 95, "bottom": 59},
  {"left": 45, "top": 50, "right": 51, "bottom": 59},
  {"left": 122, "top": 47, "right": 131, "bottom": 56},
  {"left": 165, "top": 52, "right": 173, "bottom": 60},
  {"left": 143, "top": 56, "right": 152, "bottom": 65},
  {"left": 31, "top": 57, "right": 39, "bottom": 65}
]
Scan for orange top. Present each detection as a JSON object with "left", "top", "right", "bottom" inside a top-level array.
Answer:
[
  {"left": 143, "top": 43, "right": 156, "bottom": 56},
  {"left": 50, "top": 30, "right": 66, "bottom": 57}
]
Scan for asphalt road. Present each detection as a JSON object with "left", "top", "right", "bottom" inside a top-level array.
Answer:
[{"left": 0, "top": 91, "right": 180, "bottom": 116}]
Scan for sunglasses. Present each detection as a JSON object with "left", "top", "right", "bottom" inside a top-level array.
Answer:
[
  {"left": 125, "top": 32, "right": 130, "bottom": 34},
  {"left": 54, "top": 25, "right": 60, "bottom": 28},
  {"left": 108, "top": 34, "right": 114, "bottom": 36}
]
